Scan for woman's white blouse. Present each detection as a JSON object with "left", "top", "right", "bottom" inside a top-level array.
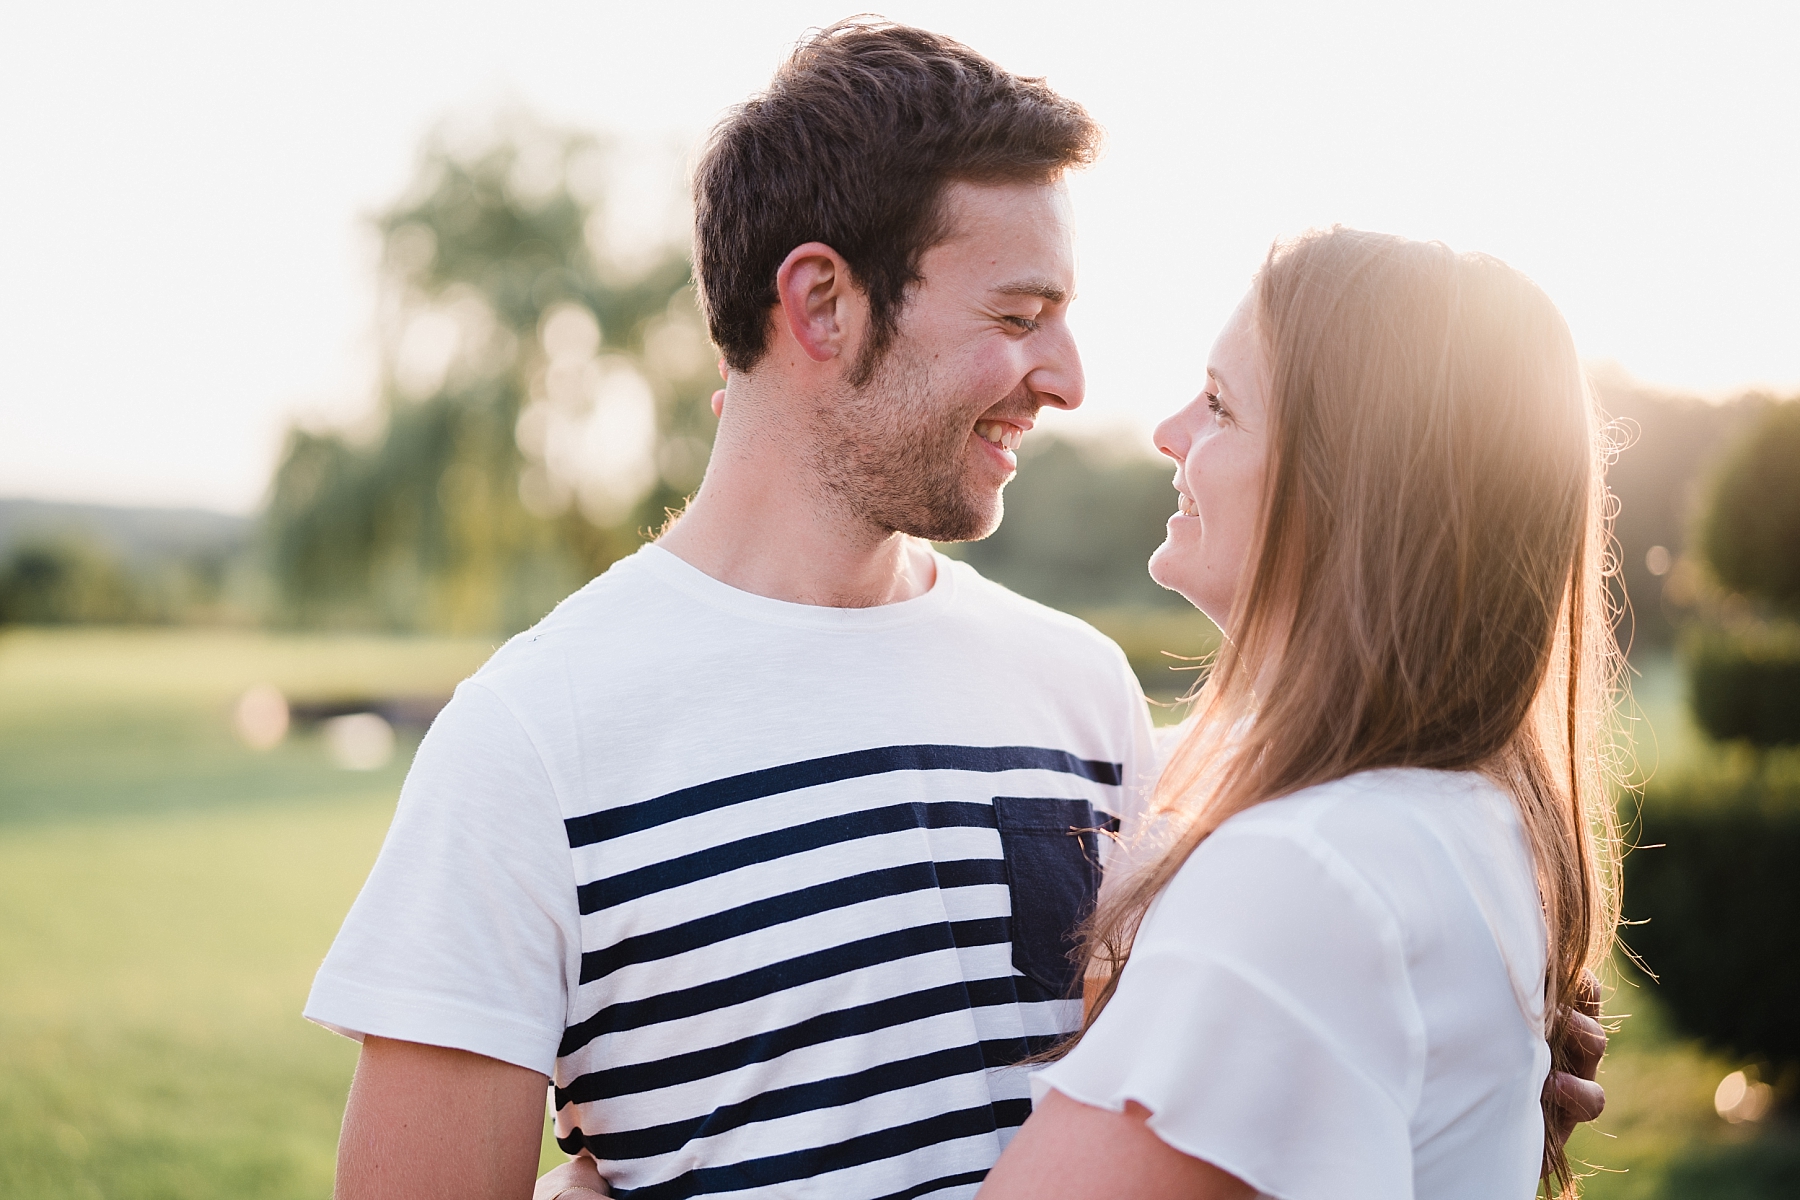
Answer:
[{"left": 1033, "top": 768, "right": 1551, "bottom": 1200}]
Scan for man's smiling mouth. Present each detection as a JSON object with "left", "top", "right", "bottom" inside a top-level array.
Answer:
[{"left": 974, "top": 421, "right": 1023, "bottom": 451}]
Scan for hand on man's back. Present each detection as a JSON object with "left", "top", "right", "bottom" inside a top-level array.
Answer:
[
  {"left": 1543, "top": 969, "right": 1609, "bottom": 1171},
  {"left": 533, "top": 1153, "right": 609, "bottom": 1200}
]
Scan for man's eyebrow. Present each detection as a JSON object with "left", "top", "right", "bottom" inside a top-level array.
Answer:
[{"left": 992, "top": 280, "right": 1071, "bottom": 305}]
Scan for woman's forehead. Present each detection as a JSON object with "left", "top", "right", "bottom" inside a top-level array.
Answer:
[{"left": 1208, "top": 292, "right": 1267, "bottom": 399}]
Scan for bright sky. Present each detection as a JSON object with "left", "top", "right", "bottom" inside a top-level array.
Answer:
[{"left": 3, "top": 1, "right": 1797, "bottom": 513}]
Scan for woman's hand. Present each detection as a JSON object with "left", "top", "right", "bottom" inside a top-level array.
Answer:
[
  {"left": 533, "top": 1153, "right": 609, "bottom": 1200},
  {"left": 1543, "top": 969, "right": 1608, "bottom": 1167}
]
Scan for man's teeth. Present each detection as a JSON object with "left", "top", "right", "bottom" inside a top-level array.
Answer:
[{"left": 974, "top": 421, "right": 1023, "bottom": 452}]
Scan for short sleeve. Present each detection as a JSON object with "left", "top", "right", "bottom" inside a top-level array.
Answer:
[
  {"left": 303, "top": 679, "right": 581, "bottom": 1076},
  {"left": 1035, "top": 821, "right": 1426, "bottom": 1200}
]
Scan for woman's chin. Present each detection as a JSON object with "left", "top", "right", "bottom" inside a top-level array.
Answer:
[
  {"left": 1147, "top": 544, "right": 1195, "bottom": 603},
  {"left": 1149, "top": 545, "right": 1227, "bottom": 627}
]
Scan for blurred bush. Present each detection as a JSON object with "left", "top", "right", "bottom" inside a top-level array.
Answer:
[
  {"left": 0, "top": 537, "right": 141, "bottom": 624},
  {"left": 1625, "top": 755, "right": 1800, "bottom": 1087},
  {"left": 1685, "top": 623, "right": 1800, "bottom": 746},
  {"left": 1675, "top": 398, "right": 1800, "bottom": 747}
]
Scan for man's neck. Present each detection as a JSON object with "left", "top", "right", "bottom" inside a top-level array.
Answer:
[{"left": 655, "top": 402, "right": 936, "bottom": 608}]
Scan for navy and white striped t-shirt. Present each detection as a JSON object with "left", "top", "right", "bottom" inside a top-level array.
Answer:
[{"left": 307, "top": 545, "right": 1155, "bottom": 1199}]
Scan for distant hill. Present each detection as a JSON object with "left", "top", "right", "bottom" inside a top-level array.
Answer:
[
  {"left": 0, "top": 498, "right": 250, "bottom": 565},
  {"left": 0, "top": 499, "right": 255, "bottom": 626}
]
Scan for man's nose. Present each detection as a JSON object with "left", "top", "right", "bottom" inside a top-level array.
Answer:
[{"left": 1028, "top": 325, "right": 1084, "bottom": 411}]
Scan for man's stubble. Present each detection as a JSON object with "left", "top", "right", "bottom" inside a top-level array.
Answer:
[{"left": 809, "top": 341, "right": 1011, "bottom": 544}]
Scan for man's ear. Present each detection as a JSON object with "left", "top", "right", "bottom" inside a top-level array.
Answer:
[{"left": 775, "top": 243, "right": 865, "bottom": 365}]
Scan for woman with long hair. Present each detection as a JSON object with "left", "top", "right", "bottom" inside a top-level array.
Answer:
[{"left": 978, "top": 227, "right": 1621, "bottom": 1199}]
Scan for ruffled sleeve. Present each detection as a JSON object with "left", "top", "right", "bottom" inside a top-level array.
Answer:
[{"left": 1033, "top": 817, "right": 1427, "bottom": 1200}]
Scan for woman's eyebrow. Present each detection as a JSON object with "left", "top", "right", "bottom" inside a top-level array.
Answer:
[{"left": 1207, "top": 366, "right": 1231, "bottom": 393}]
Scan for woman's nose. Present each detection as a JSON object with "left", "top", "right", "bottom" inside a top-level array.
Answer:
[{"left": 1154, "top": 395, "right": 1205, "bottom": 464}]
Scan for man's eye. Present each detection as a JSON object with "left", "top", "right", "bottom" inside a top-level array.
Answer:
[{"left": 1004, "top": 315, "right": 1040, "bottom": 332}]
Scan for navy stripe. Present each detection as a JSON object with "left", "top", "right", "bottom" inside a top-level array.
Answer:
[
  {"left": 991, "top": 1097, "right": 1033, "bottom": 1128},
  {"left": 561, "top": 918, "right": 1009, "bottom": 1050},
  {"left": 578, "top": 801, "right": 996, "bottom": 914},
  {"left": 582, "top": 859, "right": 1007, "bottom": 983},
  {"left": 869, "top": 1169, "right": 993, "bottom": 1200},
  {"left": 979, "top": 1033, "right": 1067, "bottom": 1068},
  {"left": 556, "top": 975, "right": 1066, "bottom": 1104},
  {"left": 561, "top": 1043, "right": 990, "bottom": 1162},
  {"left": 611, "top": 1104, "right": 1010, "bottom": 1200},
  {"left": 566, "top": 744, "right": 1123, "bottom": 848}
]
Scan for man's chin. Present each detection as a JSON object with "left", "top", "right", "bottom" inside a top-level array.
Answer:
[{"left": 896, "top": 494, "right": 1002, "bottom": 544}]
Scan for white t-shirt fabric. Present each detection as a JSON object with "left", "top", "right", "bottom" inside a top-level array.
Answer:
[
  {"left": 1033, "top": 767, "right": 1551, "bottom": 1200},
  {"left": 305, "top": 544, "right": 1156, "bottom": 1200}
]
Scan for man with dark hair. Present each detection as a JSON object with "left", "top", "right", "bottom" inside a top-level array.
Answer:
[
  {"left": 693, "top": 20, "right": 1099, "bottom": 392},
  {"left": 312, "top": 21, "right": 1142, "bottom": 1200},
  {"left": 308, "top": 20, "right": 1603, "bottom": 1200}
]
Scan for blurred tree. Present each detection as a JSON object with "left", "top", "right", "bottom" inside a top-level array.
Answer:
[
  {"left": 264, "top": 114, "right": 720, "bottom": 633},
  {"left": 1699, "top": 399, "right": 1800, "bottom": 615}
]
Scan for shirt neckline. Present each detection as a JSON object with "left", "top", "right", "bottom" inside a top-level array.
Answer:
[{"left": 631, "top": 542, "right": 961, "bottom": 631}]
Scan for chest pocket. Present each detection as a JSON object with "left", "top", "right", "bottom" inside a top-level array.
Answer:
[{"left": 992, "top": 795, "right": 1112, "bottom": 998}]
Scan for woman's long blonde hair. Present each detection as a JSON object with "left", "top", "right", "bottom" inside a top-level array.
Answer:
[{"left": 1070, "top": 228, "right": 1622, "bottom": 1195}]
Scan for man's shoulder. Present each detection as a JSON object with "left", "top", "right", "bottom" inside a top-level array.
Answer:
[
  {"left": 469, "top": 548, "right": 670, "bottom": 694},
  {"left": 942, "top": 556, "right": 1133, "bottom": 674}
]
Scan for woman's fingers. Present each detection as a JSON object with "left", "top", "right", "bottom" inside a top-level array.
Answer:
[
  {"left": 1543, "top": 1070, "right": 1607, "bottom": 1147},
  {"left": 1553, "top": 969, "right": 1608, "bottom": 1083},
  {"left": 533, "top": 1154, "right": 610, "bottom": 1200},
  {"left": 1565, "top": 1009, "right": 1608, "bottom": 1078}
]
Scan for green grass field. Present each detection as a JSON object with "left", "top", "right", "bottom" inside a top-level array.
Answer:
[
  {"left": 0, "top": 627, "right": 570, "bottom": 1199},
  {"left": 0, "top": 626, "right": 1787, "bottom": 1197}
]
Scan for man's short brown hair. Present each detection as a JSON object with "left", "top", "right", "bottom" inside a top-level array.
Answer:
[{"left": 693, "top": 19, "right": 1101, "bottom": 379}]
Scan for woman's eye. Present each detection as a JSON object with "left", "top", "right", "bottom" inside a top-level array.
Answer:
[{"left": 1205, "top": 391, "right": 1228, "bottom": 421}]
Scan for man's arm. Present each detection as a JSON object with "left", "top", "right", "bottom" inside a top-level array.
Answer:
[{"left": 335, "top": 1037, "right": 548, "bottom": 1200}]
